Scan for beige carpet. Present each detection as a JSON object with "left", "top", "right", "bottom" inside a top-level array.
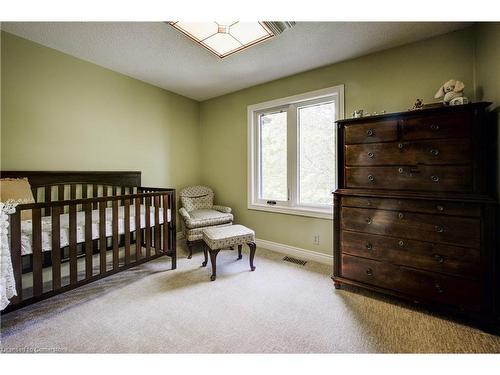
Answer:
[{"left": 1, "top": 242, "right": 500, "bottom": 353}]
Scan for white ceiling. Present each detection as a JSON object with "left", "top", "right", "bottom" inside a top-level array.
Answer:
[{"left": 2, "top": 22, "right": 471, "bottom": 101}]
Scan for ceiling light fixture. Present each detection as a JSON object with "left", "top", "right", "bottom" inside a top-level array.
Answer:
[{"left": 169, "top": 21, "right": 295, "bottom": 58}]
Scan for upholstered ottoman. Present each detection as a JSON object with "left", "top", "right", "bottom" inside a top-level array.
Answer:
[{"left": 202, "top": 225, "right": 256, "bottom": 281}]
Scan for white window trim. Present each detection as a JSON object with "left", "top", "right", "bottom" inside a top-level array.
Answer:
[{"left": 247, "top": 85, "right": 344, "bottom": 220}]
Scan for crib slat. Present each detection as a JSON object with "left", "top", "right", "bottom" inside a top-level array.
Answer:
[
  {"left": 112, "top": 186, "right": 117, "bottom": 197},
  {"left": 112, "top": 200, "right": 119, "bottom": 270},
  {"left": 92, "top": 185, "right": 98, "bottom": 210},
  {"left": 9, "top": 210, "right": 22, "bottom": 303},
  {"left": 99, "top": 201, "right": 107, "bottom": 274},
  {"left": 44, "top": 186, "right": 52, "bottom": 216},
  {"left": 124, "top": 198, "right": 131, "bottom": 265},
  {"left": 58, "top": 184, "right": 64, "bottom": 201},
  {"left": 154, "top": 195, "right": 160, "bottom": 255},
  {"left": 163, "top": 194, "right": 169, "bottom": 254},
  {"left": 51, "top": 206, "right": 61, "bottom": 290},
  {"left": 69, "top": 203, "right": 77, "bottom": 284},
  {"left": 120, "top": 186, "right": 125, "bottom": 206},
  {"left": 82, "top": 184, "right": 88, "bottom": 199},
  {"left": 135, "top": 197, "right": 142, "bottom": 261},
  {"left": 84, "top": 202, "right": 93, "bottom": 278},
  {"left": 70, "top": 184, "right": 76, "bottom": 200},
  {"left": 170, "top": 192, "right": 176, "bottom": 269},
  {"left": 145, "top": 197, "right": 151, "bottom": 258},
  {"left": 32, "top": 208, "right": 43, "bottom": 297}
]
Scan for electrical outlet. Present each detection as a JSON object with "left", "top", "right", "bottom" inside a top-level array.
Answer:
[{"left": 313, "top": 235, "right": 320, "bottom": 245}]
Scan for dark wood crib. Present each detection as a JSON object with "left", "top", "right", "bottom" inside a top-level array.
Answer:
[{"left": 1, "top": 171, "right": 176, "bottom": 313}]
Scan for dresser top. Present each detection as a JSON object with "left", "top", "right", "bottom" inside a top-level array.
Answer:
[{"left": 338, "top": 102, "right": 492, "bottom": 124}]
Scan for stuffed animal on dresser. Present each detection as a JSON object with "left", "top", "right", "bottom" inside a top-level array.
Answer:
[{"left": 434, "top": 79, "right": 468, "bottom": 105}]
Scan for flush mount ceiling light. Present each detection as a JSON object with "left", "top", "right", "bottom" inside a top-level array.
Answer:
[{"left": 169, "top": 21, "right": 295, "bottom": 58}]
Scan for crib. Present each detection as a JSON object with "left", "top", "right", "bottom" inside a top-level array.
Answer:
[{"left": 1, "top": 171, "right": 176, "bottom": 313}]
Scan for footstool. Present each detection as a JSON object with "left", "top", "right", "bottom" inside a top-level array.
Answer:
[{"left": 202, "top": 224, "right": 256, "bottom": 281}]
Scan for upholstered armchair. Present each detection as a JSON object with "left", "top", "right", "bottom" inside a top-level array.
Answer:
[{"left": 179, "top": 185, "right": 233, "bottom": 258}]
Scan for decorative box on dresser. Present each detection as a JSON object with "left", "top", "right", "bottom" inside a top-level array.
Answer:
[{"left": 332, "top": 102, "right": 499, "bottom": 332}]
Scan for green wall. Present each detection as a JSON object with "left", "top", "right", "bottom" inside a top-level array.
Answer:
[
  {"left": 199, "top": 27, "right": 477, "bottom": 255},
  {"left": 1, "top": 31, "right": 201, "bottom": 189},
  {"left": 474, "top": 23, "right": 500, "bottom": 198}
]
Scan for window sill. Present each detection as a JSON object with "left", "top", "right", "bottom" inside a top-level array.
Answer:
[{"left": 248, "top": 203, "right": 333, "bottom": 220}]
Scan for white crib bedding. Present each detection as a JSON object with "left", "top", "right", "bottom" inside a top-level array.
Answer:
[{"left": 19, "top": 205, "right": 171, "bottom": 255}]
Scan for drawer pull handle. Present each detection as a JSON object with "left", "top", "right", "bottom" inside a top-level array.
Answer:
[
  {"left": 436, "top": 205, "right": 444, "bottom": 211},
  {"left": 366, "top": 242, "right": 373, "bottom": 250},
  {"left": 365, "top": 217, "right": 373, "bottom": 224},
  {"left": 366, "top": 129, "right": 375, "bottom": 137},
  {"left": 430, "top": 149, "right": 440, "bottom": 156},
  {"left": 398, "top": 212, "right": 404, "bottom": 219},
  {"left": 368, "top": 174, "right": 375, "bottom": 182},
  {"left": 398, "top": 143, "right": 405, "bottom": 149},
  {"left": 431, "top": 175, "right": 440, "bottom": 182},
  {"left": 434, "top": 254, "right": 444, "bottom": 264},
  {"left": 435, "top": 283, "right": 444, "bottom": 293},
  {"left": 435, "top": 225, "right": 444, "bottom": 233},
  {"left": 398, "top": 240, "right": 405, "bottom": 247},
  {"left": 367, "top": 152, "right": 374, "bottom": 158},
  {"left": 398, "top": 167, "right": 404, "bottom": 174},
  {"left": 366, "top": 268, "right": 373, "bottom": 276},
  {"left": 430, "top": 124, "right": 440, "bottom": 131}
]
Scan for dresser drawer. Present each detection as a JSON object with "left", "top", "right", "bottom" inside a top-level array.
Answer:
[
  {"left": 341, "top": 230, "right": 480, "bottom": 279},
  {"left": 341, "top": 196, "right": 481, "bottom": 217},
  {"left": 401, "top": 113, "right": 472, "bottom": 141},
  {"left": 344, "top": 120, "right": 398, "bottom": 144},
  {"left": 341, "top": 206, "right": 480, "bottom": 248},
  {"left": 345, "top": 139, "right": 471, "bottom": 166},
  {"left": 341, "top": 254, "right": 481, "bottom": 311},
  {"left": 345, "top": 165, "right": 472, "bottom": 192}
]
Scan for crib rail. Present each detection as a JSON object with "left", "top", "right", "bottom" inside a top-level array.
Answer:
[{"left": 5, "top": 188, "right": 176, "bottom": 312}]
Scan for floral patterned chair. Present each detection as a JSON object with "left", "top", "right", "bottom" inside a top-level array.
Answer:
[{"left": 178, "top": 185, "right": 233, "bottom": 259}]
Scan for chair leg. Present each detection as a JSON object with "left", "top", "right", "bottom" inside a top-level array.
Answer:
[
  {"left": 237, "top": 244, "right": 242, "bottom": 260},
  {"left": 186, "top": 240, "right": 193, "bottom": 259},
  {"left": 209, "top": 249, "right": 220, "bottom": 281},
  {"left": 202, "top": 244, "right": 208, "bottom": 267},
  {"left": 248, "top": 242, "right": 256, "bottom": 271}
]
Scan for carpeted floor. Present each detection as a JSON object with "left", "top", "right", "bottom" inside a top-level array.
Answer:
[{"left": 1, "top": 242, "right": 500, "bottom": 353}]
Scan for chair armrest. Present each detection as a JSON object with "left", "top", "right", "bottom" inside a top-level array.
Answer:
[
  {"left": 212, "top": 205, "right": 232, "bottom": 214},
  {"left": 179, "top": 207, "right": 191, "bottom": 221}
]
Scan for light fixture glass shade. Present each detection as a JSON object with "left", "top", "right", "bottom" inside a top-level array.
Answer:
[
  {"left": 230, "top": 22, "right": 269, "bottom": 45},
  {"left": 169, "top": 21, "right": 275, "bottom": 58},
  {"left": 174, "top": 22, "right": 218, "bottom": 41},
  {"left": 203, "top": 33, "right": 241, "bottom": 55}
]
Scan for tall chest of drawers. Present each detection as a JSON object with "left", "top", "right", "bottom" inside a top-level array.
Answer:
[{"left": 333, "top": 103, "right": 499, "bottom": 330}]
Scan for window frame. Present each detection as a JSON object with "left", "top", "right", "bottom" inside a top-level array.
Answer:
[{"left": 247, "top": 85, "right": 344, "bottom": 220}]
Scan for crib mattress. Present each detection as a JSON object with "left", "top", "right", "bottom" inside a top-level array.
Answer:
[{"left": 19, "top": 205, "right": 171, "bottom": 255}]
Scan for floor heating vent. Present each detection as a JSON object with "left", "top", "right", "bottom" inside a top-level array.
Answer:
[{"left": 282, "top": 256, "right": 307, "bottom": 266}]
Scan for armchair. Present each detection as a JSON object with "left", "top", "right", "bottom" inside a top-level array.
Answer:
[{"left": 179, "top": 185, "right": 233, "bottom": 258}]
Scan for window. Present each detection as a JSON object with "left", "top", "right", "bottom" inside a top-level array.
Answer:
[{"left": 248, "top": 85, "right": 344, "bottom": 219}]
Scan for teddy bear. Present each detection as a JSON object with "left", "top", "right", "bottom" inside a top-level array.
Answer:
[{"left": 434, "top": 79, "right": 466, "bottom": 104}]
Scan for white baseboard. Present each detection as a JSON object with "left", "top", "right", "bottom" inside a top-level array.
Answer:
[
  {"left": 255, "top": 238, "right": 332, "bottom": 265},
  {"left": 176, "top": 230, "right": 332, "bottom": 265}
]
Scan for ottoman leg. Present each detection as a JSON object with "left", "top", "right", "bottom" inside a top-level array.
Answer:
[
  {"left": 202, "top": 244, "right": 208, "bottom": 267},
  {"left": 237, "top": 244, "right": 243, "bottom": 260},
  {"left": 209, "top": 249, "right": 220, "bottom": 281},
  {"left": 186, "top": 240, "right": 193, "bottom": 259},
  {"left": 248, "top": 242, "right": 256, "bottom": 271}
]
